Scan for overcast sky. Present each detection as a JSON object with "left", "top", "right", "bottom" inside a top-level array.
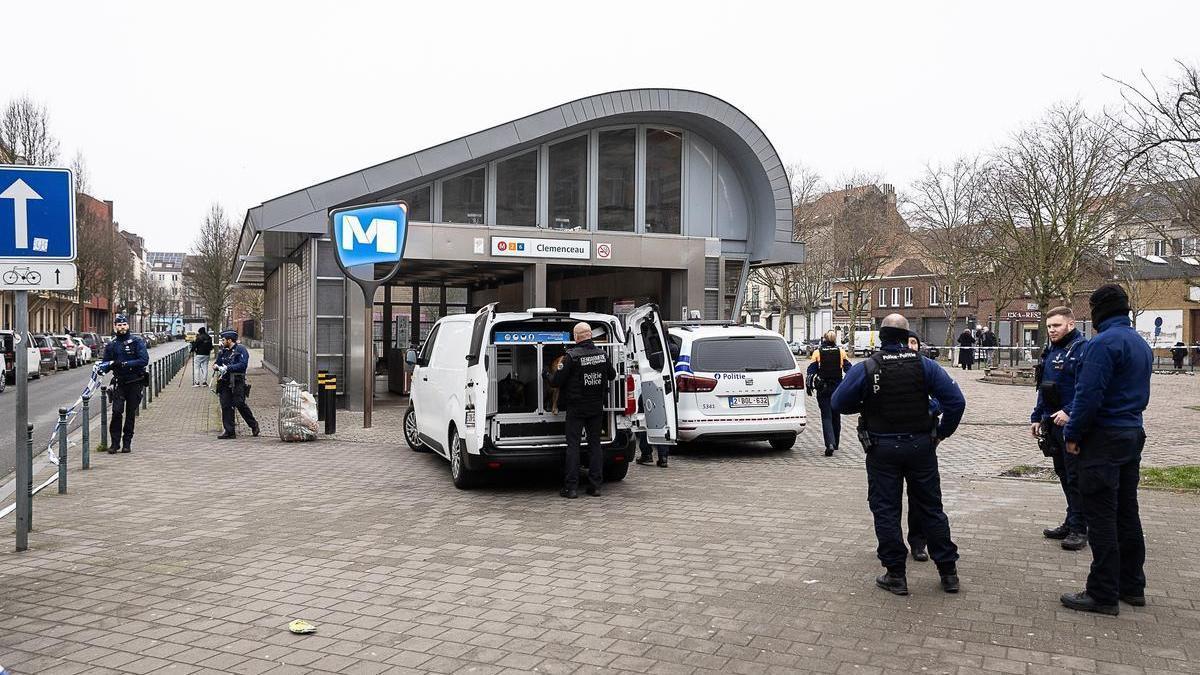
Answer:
[{"left": 3, "top": 1, "right": 1198, "bottom": 252}]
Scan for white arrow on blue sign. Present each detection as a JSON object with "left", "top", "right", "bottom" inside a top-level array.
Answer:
[{"left": 0, "top": 165, "right": 76, "bottom": 261}]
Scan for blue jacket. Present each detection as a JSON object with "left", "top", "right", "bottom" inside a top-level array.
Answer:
[
  {"left": 215, "top": 344, "right": 250, "bottom": 374},
  {"left": 1030, "top": 329, "right": 1086, "bottom": 423},
  {"left": 101, "top": 332, "right": 148, "bottom": 382},
  {"left": 831, "top": 342, "right": 966, "bottom": 439},
  {"left": 1064, "top": 316, "right": 1152, "bottom": 441}
]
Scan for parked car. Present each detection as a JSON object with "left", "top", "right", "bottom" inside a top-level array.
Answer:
[
  {"left": 142, "top": 332, "right": 158, "bottom": 346},
  {"left": 185, "top": 331, "right": 198, "bottom": 342},
  {"left": 787, "top": 339, "right": 804, "bottom": 355},
  {"left": 405, "top": 305, "right": 649, "bottom": 489},
  {"left": 1, "top": 330, "right": 42, "bottom": 383},
  {"left": 35, "top": 334, "right": 70, "bottom": 371},
  {"left": 664, "top": 321, "right": 807, "bottom": 450},
  {"left": 53, "top": 334, "right": 87, "bottom": 367},
  {"left": 79, "top": 332, "right": 101, "bottom": 357}
]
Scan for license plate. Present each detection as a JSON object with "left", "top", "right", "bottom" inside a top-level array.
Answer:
[{"left": 729, "top": 395, "right": 769, "bottom": 408}]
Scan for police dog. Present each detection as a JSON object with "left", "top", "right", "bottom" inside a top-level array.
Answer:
[{"left": 547, "top": 354, "right": 566, "bottom": 413}]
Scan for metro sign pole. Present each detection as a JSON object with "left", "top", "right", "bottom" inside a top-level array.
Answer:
[{"left": 1, "top": 165, "right": 76, "bottom": 552}]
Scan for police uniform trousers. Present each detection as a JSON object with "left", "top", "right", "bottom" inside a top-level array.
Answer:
[
  {"left": 1047, "top": 425, "right": 1087, "bottom": 534},
  {"left": 218, "top": 376, "right": 259, "bottom": 436},
  {"left": 816, "top": 388, "right": 841, "bottom": 450},
  {"left": 637, "top": 431, "right": 668, "bottom": 462},
  {"left": 108, "top": 380, "right": 143, "bottom": 449},
  {"left": 1077, "top": 427, "right": 1146, "bottom": 605},
  {"left": 905, "top": 483, "right": 926, "bottom": 552},
  {"left": 564, "top": 411, "right": 603, "bottom": 490},
  {"left": 865, "top": 433, "right": 959, "bottom": 572}
]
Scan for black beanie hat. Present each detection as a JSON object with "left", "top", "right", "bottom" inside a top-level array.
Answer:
[{"left": 1089, "top": 284, "right": 1130, "bottom": 325}]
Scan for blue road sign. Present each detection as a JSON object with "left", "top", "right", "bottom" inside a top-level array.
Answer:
[
  {"left": 331, "top": 201, "right": 409, "bottom": 270},
  {"left": 0, "top": 166, "right": 76, "bottom": 261}
]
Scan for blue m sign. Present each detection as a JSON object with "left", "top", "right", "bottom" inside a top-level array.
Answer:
[{"left": 331, "top": 202, "right": 409, "bottom": 268}]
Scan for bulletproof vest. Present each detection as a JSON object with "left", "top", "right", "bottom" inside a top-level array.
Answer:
[
  {"left": 113, "top": 335, "right": 146, "bottom": 383},
  {"left": 861, "top": 350, "right": 932, "bottom": 434},
  {"left": 817, "top": 345, "right": 843, "bottom": 384},
  {"left": 560, "top": 341, "right": 610, "bottom": 411}
]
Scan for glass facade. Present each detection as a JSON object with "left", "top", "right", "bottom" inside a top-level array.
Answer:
[
  {"left": 398, "top": 185, "right": 431, "bottom": 221},
  {"left": 597, "top": 128, "right": 636, "bottom": 232},
  {"left": 495, "top": 151, "right": 537, "bottom": 226},
  {"left": 548, "top": 135, "right": 588, "bottom": 230},
  {"left": 441, "top": 167, "right": 486, "bottom": 224},
  {"left": 645, "top": 128, "right": 682, "bottom": 234}
]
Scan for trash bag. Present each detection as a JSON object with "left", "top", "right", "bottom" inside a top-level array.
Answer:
[{"left": 279, "top": 380, "right": 317, "bottom": 442}]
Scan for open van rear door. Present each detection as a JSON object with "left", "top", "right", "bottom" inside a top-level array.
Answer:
[
  {"left": 626, "top": 304, "right": 678, "bottom": 445},
  {"left": 464, "top": 303, "right": 497, "bottom": 451}
]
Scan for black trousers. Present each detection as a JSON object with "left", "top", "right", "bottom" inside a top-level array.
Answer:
[
  {"left": 1047, "top": 425, "right": 1087, "bottom": 534},
  {"left": 1077, "top": 427, "right": 1146, "bottom": 605},
  {"left": 564, "top": 411, "right": 603, "bottom": 490},
  {"left": 108, "top": 381, "right": 143, "bottom": 449},
  {"left": 905, "top": 484, "right": 926, "bottom": 552},
  {"left": 865, "top": 434, "right": 959, "bottom": 573},
  {"left": 219, "top": 382, "right": 259, "bottom": 435}
]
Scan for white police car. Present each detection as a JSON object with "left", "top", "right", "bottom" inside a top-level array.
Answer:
[{"left": 666, "top": 322, "right": 807, "bottom": 449}]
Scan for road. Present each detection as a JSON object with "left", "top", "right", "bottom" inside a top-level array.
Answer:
[{"left": 0, "top": 341, "right": 189, "bottom": 479}]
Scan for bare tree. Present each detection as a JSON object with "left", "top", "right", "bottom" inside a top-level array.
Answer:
[
  {"left": 187, "top": 204, "right": 240, "bottom": 330},
  {"left": 981, "top": 103, "right": 1129, "bottom": 338},
  {"left": 0, "top": 97, "right": 60, "bottom": 166},
  {"left": 829, "top": 183, "right": 904, "bottom": 346},
  {"left": 903, "top": 158, "right": 987, "bottom": 345}
]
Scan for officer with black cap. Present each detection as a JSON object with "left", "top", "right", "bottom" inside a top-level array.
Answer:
[
  {"left": 806, "top": 330, "right": 851, "bottom": 456},
  {"left": 98, "top": 314, "right": 149, "bottom": 454},
  {"left": 1030, "top": 306, "right": 1088, "bottom": 552},
  {"left": 1060, "top": 284, "right": 1152, "bottom": 616},
  {"left": 547, "top": 321, "right": 616, "bottom": 498},
  {"left": 213, "top": 329, "right": 260, "bottom": 439},
  {"left": 832, "top": 313, "right": 966, "bottom": 596}
]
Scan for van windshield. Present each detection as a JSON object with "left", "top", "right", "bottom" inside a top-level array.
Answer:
[{"left": 691, "top": 336, "right": 795, "bottom": 372}]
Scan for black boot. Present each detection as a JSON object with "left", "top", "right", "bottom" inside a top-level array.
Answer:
[
  {"left": 1061, "top": 532, "right": 1088, "bottom": 551},
  {"left": 911, "top": 547, "right": 929, "bottom": 562},
  {"left": 824, "top": 446, "right": 835, "bottom": 457},
  {"left": 1060, "top": 590, "right": 1118, "bottom": 615},
  {"left": 636, "top": 454, "right": 653, "bottom": 465},
  {"left": 251, "top": 426, "right": 261, "bottom": 437},
  {"left": 1119, "top": 594, "right": 1146, "bottom": 607},
  {"left": 559, "top": 487, "right": 577, "bottom": 499},
  {"left": 875, "top": 572, "right": 908, "bottom": 595},
  {"left": 656, "top": 458, "right": 668, "bottom": 468},
  {"left": 585, "top": 485, "right": 601, "bottom": 497},
  {"left": 217, "top": 433, "right": 235, "bottom": 439},
  {"left": 1043, "top": 523, "right": 1069, "bottom": 540},
  {"left": 940, "top": 573, "right": 960, "bottom": 593},
  {"left": 107, "top": 446, "right": 117, "bottom": 455}
]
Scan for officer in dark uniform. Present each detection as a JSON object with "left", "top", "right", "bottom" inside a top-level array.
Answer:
[
  {"left": 1030, "top": 306, "right": 1088, "bottom": 551},
  {"left": 806, "top": 330, "right": 851, "bottom": 456},
  {"left": 213, "top": 329, "right": 260, "bottom": 439},
  {"left": 98, "top": 314, "right": 149, "bottom": 454},
  {"left": 832, "top": 313, "right": 966, "bottom": 596},
  {"left": 1061, "top": 284, "right": 1152, "bottom": 615},
  {"left": 547, "top": 321, "right": 616, "bottom": 498}
]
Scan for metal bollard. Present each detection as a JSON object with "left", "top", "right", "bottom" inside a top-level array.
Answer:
[
  {"left": 100, "top": 385, "right": 109, "bottom": 450},
  {"left": 27, "top": 424, "right": 34, "bottom": 531},
  {"left": 324, "top": 377, "right": 337, "bottom": 435},
  {"left": 82, "top": 394, "right": 91, "bottom": 470},
  {"left": 147, "top": 367, "right": 153, "bottom": 404},
  {"left": 316, "top": 371, "right": 328, "bottom": 422},
  {"left": 57, "top": 409, "right": 67, "bottom": 494}
]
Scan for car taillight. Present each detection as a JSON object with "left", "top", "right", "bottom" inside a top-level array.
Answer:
[
  {"left": 624, "top": 374, "right": 636, "bottom": 416},
  {"left": 778, "top": 372, "right": 806, "bottom": 390},
  {"left": 40, "top": 348, "right": 51, "bottom": 355},
  {"left": 675, "top": 373, "right": 718, "bottom": 393}
]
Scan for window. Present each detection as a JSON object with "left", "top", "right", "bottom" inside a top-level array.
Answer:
[
  {"left": 891, "top": 287, "right": 899, "bottom": 307},
  {"left": 398, "top": 185, "right": 431, "bottom": 221},
  {"left": 835, "top": 291, "right": 843, "bottom": 308},
  {"left": 495, "top": 151, "right": 537, "bottom": 226},
  {"left": 691, "top": 337, "right": 795, "bottom": 372},
  {"left": 548, "top": 135, "right": 588, "bottom": 229},
  {"left": 878, "top": 287, "right": 887, "bottom": 307},
  {"left": 959, "top": 287, "right": 969, "bottom": 305},
  {"left": 904, "top": 287, "right": 913, "bottom": 306},
  {"left": 645, "top": 128, "right": 682, "bottom": 234},
  {"left": 929, "top": 285, "right": 940, "bottom": 306},
  {"left": 598, "top": 128, "right": 636, "bottom": 231},
  {"left": 1181, "top": 237, "right": 1199, "bottom": 255},
  {"left": 441, "top": 168, "right": 486, "bottom": 224},
  {"left": 822, "top": 281, "right": 832, "bottom": 300},
  {"left": 1149, "top": 239, "right": 1167, "bottom": 256}
]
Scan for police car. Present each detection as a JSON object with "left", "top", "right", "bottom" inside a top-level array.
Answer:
[{"left": 665, "top": 322, "right": 807, "bottom": 449}]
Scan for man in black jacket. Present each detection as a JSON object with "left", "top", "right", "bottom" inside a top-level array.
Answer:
[
  {"left": 191, "top": 327, "right": 214, "bottom": 386},
  {"left": 547, "top": 322, "right": 616, "bottom": 499}
]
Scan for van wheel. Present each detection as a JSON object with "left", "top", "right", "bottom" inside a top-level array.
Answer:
[
  {"left": 604, "top": 459, "right": 629, "bottom": 482},
  {"left": 404, "top": 406, "right": 427, "bottom": 452},
  {"left": 449, "top": 428, "right": 479, "bottom": 490},
  {"left": 770, "top": 435, "right": 797, "bottom": 451}
]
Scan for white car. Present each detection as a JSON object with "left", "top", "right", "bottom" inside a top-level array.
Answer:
[
  {"left": 665, "top": 322, "right": 807, "bottom": 450},
  {"left": 1, "top": 330, "right": 42, "bottom": 383},
  {"left": 405, "top": 305, "right": 672, "bottom": 489}
]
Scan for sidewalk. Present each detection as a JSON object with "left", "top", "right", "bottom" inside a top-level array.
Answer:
[{"left": 2, "top": 359, "right": 1199, "bottom": 674}]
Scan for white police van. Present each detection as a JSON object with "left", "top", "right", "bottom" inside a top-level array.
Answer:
[
  {"left": 665, "top": 322, "right": 807, "bottom": 449},
  {"left": 405, "top": 304, "right": 678, "bottom": 489}
]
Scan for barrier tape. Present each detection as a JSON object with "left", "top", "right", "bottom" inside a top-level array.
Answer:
[{"left": 44, "top": 363, "right": 107, "bottom": 466}]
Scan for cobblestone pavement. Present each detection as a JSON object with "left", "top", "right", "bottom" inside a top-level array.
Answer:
[{"left": 2, "top": 358, "right": 1198, "bottom": 675}]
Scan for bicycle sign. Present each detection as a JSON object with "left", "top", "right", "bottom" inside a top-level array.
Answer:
[{"left": 0, "top": 261, "right": 76, "bottom": 291}]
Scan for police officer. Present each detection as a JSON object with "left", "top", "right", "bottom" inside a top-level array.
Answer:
[
  {"left": 1030, "top": 306, "right": 1088, "bottom": 551},
  {"left": 547, "top": 321, "right": 616, "bottom": 498},
  {"left": 213, "top": 329, "right": 260, "bottom": 439},
  {"left": 98, "top": 314, "right": 149, "bottom": 454},
  {"left": 1060, "top": 284, "right": 1151, "bottom": 615},
  {"left": 832, "top": 313, "right": 966, "bottom": 595},
  {"left": 806, "top": 330, "right": 850, "bottom": 456}
]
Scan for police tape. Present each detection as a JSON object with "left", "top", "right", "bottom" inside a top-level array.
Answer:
[{"left": 44, "top": 364, "right": 107, "bottom": 466}]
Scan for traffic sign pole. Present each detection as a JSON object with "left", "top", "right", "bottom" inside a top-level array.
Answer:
[{"left": 14, "top": 290, "right": 30, "bottom": 551}]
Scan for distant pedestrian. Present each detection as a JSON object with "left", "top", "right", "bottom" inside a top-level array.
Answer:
[
  {"left": 214, "top": 330, "right": 260, "bottom": 439},
  {"left": 980, "top": 326, "right": 999, "bottom": 367},
  {"left": 1170, "top": 341, "right": 1187, "bottom": 369},
  {"left": 1060, "top": 284, "right": 1152, "bottom": 616},
  {"left": 191, "top": 327, "right": 213, "bottom": 386},
  {"left": 806, "top": 330, "right": 850, "bottom": 456},
  {"left": 956, "top": 329, "right": 976, "bottom": 370},
  {"left": 98, "top": 314, "right": 149, "bottom": 454}
]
